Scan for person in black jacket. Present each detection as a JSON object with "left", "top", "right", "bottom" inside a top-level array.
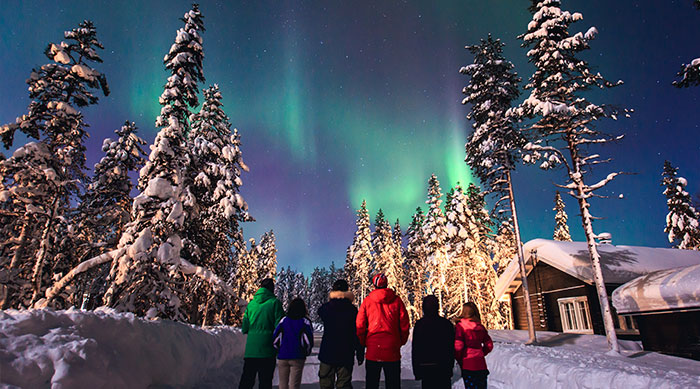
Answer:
[
  {"left": 411, "top": 295, "right": 455, "bottom": 389},
  {"left": 318, "top": 279, "right": 364, "bottom": 389}
]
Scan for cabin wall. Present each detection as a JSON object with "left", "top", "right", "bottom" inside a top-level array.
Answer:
[
  {"left": 635, "top": 311, "right": 700, "bottom": 361},
  {"left": 510, "top": 262, "right": 623, "bottom": 336}
]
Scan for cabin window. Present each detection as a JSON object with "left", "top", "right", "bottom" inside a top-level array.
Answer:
[
  {"left": 558, "top": 296, "right": 593, "bottom": 334},
  {"left": 616, "top": 314, "right": 639, "bottom": 334}
]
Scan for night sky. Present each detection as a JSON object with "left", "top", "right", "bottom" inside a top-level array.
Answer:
[{"left": 1, "top": 1, "right": 699, "bottom": 273}]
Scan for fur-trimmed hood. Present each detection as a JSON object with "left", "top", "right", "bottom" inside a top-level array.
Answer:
[{"left": 329, "top": 290, "right": 354, "bottom": 302}]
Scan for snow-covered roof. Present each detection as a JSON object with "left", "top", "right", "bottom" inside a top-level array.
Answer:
[
  {"left": 612, "top": 263, "right": 700, "bottom": 314},
  {"left": 494, "top": 239, "right": 700, "bottom": 300}
]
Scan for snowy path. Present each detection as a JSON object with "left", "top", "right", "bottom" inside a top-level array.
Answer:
[{"left": 269, "top": 333, "right": 440, "bottom": 389}]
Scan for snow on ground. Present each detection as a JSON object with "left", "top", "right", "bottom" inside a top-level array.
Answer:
[
  {"left": 487, "top": 330, "right": 700, "bottom": 389},
  {"left": 2, "top": 309, "right": 699, "bottom": 388},
  {"left": 0, "top": 308, "right": 246, "bottom": 388}
]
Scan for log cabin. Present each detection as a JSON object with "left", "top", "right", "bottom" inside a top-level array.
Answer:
[{"left": 494, "top": 239, "right": 700, "bottom": 340}]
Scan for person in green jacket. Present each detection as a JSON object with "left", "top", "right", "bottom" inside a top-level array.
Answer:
[{"left": 239, "top": 278, "right": 285, "bottom": 389}]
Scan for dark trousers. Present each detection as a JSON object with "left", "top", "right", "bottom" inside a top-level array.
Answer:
[
  {"left": 462, "top": 369, "right": 489, "bottom": 389},
  {"left": 238, "top": 357, "right": 276, "bottom": 389},
  {"left": 420, "top": 374, "right": 452, "bottom": 389},
  {"left": 419, "top": 367, "right": 452, "bottom": 389},
  {"left": 365, "top": 360, "right": 401, "bottom": 389},
  {"left": 319, "top": 362, "right": 353, "bottom": 389}
]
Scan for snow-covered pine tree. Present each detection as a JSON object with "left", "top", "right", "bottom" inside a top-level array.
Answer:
[
  {"left": 444, "top": 185, "right": 477, "bottom": 319},
  {"left": 372, "top": 210, "right": 405, "bottom": 299},
  {"left": 258, "top": 231, "right": 278, "bottom": 282},
  {"left": 422, "top": 174, "right": 450, "bottom": 315},
  {"left": 404, "top": 207, "right": 428, "bottom": 325},
  {"left": 292, "top": 271, "right": 309, "bottom": 304},
  {"left": 308, "top": 266, "right": 331, "bottom": 322},
  {"left": 345, "top": 200, "right": 373, "bottom": 302},
  {"left": 463, "top": 185, "right": 507, "bottom": 329},
  {"left": 274, "top": 266, "right": 293, "bottom": 310},
  {"left": 80, "top": 122, "right": 147, "bottom": 249},
  {"left": 185, "top": 85, "right": 251, "bottom": 268},
  {"left": 553, "top": 191, "right": 572, "bottom": 241},
  {"left": 239, "top": 237, "right": 262, "bottom": 303},
  {"left": 101, "top": 5, "right": 234, "bottom": 321},
  {"left": 393, "top": 219, "right": 403, "bottom": 255},
  {"left": 328, "top": 261, "right": 344, "bottom": 282},
  {"left": 70, "top": 122, "right": 147, "bottom": 308},
  {"left": 673, "top": 1, "right": 700, "bottom": 87},
  {"left": 460, "top": 32, "right": 533, "bottom": 335},
  {"left": 0, "top": 21, "right": 109, "bottom": 309},
  {"left": 661, "top": 161, "right": 700, "bottom": 250},
  {"left": 513, "top": 0, "right": 630, "bottom": 353},
  {"left": 491, "top": 220, "right": 516, "bottom": 329},
  {"left": 183, "top": 84, "right": 253, "bottom": 324},
  {"left": 492, "top": 220, "right": 517, "bottom": 277}
]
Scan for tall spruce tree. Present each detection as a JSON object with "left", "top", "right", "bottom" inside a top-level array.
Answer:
[
  {"left": 0, "top": 21, "right": 109, "bottom": 309},
  {"left": 308, "top": 266, "right": 331, "bottom": 322},
  {"left": 459, "top": 36, "right": 533, "bottom": 334},
  {"left": 491, "top": 220, "right": 517, "bottom": 329},
  {"left": 101, "top": 5, "right": 233, "bottom": 321},
  {"left": 514, "top": 0, "right": 629, "bottom": 352},
  {"left": 372, "top": 210, "right": 404, "bottom": 297},
  {"left": 258, "top": 231, "right": 278, "bottom": 282},
  {"left": 444, "top": 185, "right": 477, "bottom": 319},
  {"left": 70, "top": 122, "right": 146, "bottom": 307},
  {"left": 661, "top": 161, "right": 700, "bottom": 250},
  {"left": 553, "top": 191, "right": 572, "bottom": 241},
  {"left": 345, "top": 200, "right": 373, "bottom": 302},
  {"left": 422, "top": 174, "right": 449, "bottom": 315},
  {"left": 404, "top": 207, "right": 427, "bottom": 325},
  {"left": 184, "top": 85, "right": 252, "bottom": 324}
]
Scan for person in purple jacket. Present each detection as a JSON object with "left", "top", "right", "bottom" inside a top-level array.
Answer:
[{"left": 273, "top": 297, "right": 315, "bottom": 389}]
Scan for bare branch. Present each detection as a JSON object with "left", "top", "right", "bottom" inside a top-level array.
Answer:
[{"left": 38, "top": 247, "right": 127, "bottom": 307}]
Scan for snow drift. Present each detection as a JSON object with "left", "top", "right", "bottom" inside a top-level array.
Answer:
[
  {"left": 487, "top": 330, "right": 700, "bottom": 389},
  {"left": 0, "top": 308, "right": 245, "bottom": 388}
]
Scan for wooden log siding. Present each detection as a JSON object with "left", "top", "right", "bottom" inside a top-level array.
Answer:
[{"left": 510, "top": 262, "right": 623, "bottom": 335}]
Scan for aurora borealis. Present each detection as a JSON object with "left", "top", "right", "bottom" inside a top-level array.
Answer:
[{"left": 1, "top": 1, "right": 699, "bottom": 273}]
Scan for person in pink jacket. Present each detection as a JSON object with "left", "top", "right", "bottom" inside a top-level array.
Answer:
[{"left": 454, "top": 302, "right": 493, "bottom": 389}]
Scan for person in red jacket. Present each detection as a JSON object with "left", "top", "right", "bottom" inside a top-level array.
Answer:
[
  {"left": 454, "top": 302, "right": 493, "bottom": 389},
  {"left": 356, "top": 273, "right": 410, "bottom": 389}
]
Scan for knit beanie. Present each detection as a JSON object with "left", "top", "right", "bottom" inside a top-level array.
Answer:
[{"left": 372, "top": 273, "right": 388, "bottom": 289}]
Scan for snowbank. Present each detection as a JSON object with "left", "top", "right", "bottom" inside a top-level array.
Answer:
[
  {"left": 487, "top": 330, "right": 700, "bottom": 389},
  {"left": 612, "top": 263, "right": 700, "bottom": 314},
  {"left": 0, "top": 308, "right": 245, "bottom": 388}
]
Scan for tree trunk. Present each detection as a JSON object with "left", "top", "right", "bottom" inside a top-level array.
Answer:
[
  {"left": 30, "top": 196, "right": 60, "bottom": 306},
  {"left": 9, "top": 216, "right": 31, "bottom": 270},
  {"left": 506, "top": 169, "right": 537, "bottom": 344},
  {"left": 565, "top": 136, "right": 620, "bottom": 354},
  {"left": 574, "top": 186, "right": 621, "bottom": 354}
]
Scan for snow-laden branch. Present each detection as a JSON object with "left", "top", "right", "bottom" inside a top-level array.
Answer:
[
  {"left": 37, "top": 247, "right": 127, "bottom": 307},
  {"left": 524, "top": 143, "right": 572, "bottom": 173},
  {"left": 588, "top": 172, "right": 620, "bottom": 191},
  {"left": 178, "top": 256, "right": 239, "bottom": 303}
]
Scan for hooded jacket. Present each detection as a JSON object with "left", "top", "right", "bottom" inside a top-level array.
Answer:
[
  {"left": 242, "top": 287, "right": 285, "bottom": 358},
  {"left": 411, "top": 298, "right": 455, "bottom": 379},
  {"left": 273, "top": 316, "right": 314, "bottom": 360},
  {"left": 356, "top": 288, "right": 410, "bottom": 362},
  {"left": 318, "top": 290, "right": 364, "bottom": 366},
  {"left": 454, "top": 318, "right": 493, "bottom": 371}
]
